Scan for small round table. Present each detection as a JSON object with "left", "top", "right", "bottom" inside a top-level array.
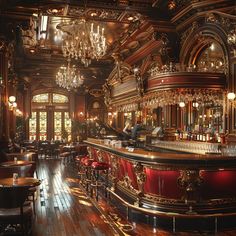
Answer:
[
  {"left": 0, "top": 160, "right": 34, "bottom": 167},
  {"left": 0, "top": 177, "right": 41, "bottom": 188}
]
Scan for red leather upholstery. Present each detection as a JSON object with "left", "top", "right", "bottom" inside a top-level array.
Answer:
[
  {"left": 75, "top": 155, "right": 88, "bottom": 162},
  {"left": 91, "top": 161, "right": 109, "bottom": 170},
  {"left": 81, "top": 157, "right": 94, "bottom": 166}
]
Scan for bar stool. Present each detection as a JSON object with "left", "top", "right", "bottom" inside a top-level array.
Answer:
[
  {"left": 78, "top": 147, "right": 95, "bottom": 192},
  {"left": 90, "top": 150, "right": 110, "bottom": 201}
]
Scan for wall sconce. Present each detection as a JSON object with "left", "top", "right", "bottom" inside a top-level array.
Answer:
[
  {"left": 227, "top": 92, "right": 236, "bottom": 109},
  {"left": 79, "top": 111, "right": 84, "bottom": 116},
  {"left": 9, "top": 95, "right": 16, "bottom": 103},
  {"left": 227, "top": 92, "right": 236, "bottom": 101},
  {"left": 179, "top": 102, "right": 185, "bottom": 108},
  {"left": 0, "top": 76, "right": 3, "bottom": 86},
  {"left": 8, "top": 96, "right": 17, "bottom": 110}
]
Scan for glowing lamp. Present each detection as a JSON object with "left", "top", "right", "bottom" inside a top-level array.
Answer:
[
  {"left": 227, "top": 92, "right": 236, "bottom": 101},
  {"left": 179, "top": 102, "right": 185, "bottom": 108},
  {"left": 9, "top": 96, "right": 16, "bottom": 103}
]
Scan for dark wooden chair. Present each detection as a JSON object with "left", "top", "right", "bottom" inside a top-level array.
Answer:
[
  {"left": 0, "top": 186, "right": 33, "bottom": 235},
  {"left": 0, "top": 164, "right": 37, "bottom": 215},
  {"left": 38, "top": 141, "right": 50, "bottom": 158}
]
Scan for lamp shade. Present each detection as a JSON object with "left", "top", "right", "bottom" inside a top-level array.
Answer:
[
  {"left": 227, "top": 92, "right": 236, "bottom": 100},
  {"left": 9, "top": 96, "right": 16, "bottom": 103}
]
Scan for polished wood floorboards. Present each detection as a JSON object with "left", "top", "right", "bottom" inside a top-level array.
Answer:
[{"left": 32, "top": 159, "right": 236, "bottom": 236}]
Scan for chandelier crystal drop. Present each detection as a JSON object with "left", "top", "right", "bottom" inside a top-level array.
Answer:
[
  {"left": 57, "top": 18, "right": 107, "bottom": 67},
  {"left": 55, "top": 60, "right": 84, "bottom": 91}
]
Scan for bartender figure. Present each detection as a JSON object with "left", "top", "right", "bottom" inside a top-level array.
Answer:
[
  {"left": 123, "top": 119, "right": 132, "bottom": 138},
  {"left": 131, "top": 120, "right": 142, "bottom": 140}
]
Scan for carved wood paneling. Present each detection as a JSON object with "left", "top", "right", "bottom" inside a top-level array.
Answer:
[
  {"left": 111, "top": 76, "right": 137, "bottom": 98},
  {"left": 147, "top": 72, "right": 226, "bottom": 91}
]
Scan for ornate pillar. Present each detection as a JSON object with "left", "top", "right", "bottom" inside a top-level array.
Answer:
[
  {"left": 8, "top": 73, "right": 17, "bottom": 139},
  {"left": 228, "top": 29, "right": 236, "bottom": 133},
  {"left": 133, "top": 162, "right": 146, "bottom": 206},
  {"left": 22, "top": 83, "right": 31, "bottom": 139},
  {"left": 0, "top": 39, "right": 12, "bottom": 142},
  {"left": 109, "top": 154, "right": 119, "bottom": 191}
]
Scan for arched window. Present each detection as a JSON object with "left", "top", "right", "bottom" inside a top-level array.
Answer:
[
  {"left": 195, "top": 42, "right": 225, "bottom": 73},
  {"left": 52, "top": 94, "right": 68, "bottom": 103},
  {"left": 29, "top": 92, "right": 71, "bottom": 141},
  {"left": 32, "top": 93, "right": 49, "bottom": 103},
  {"left": 32, "top": 93, "right": 68, "bottom": 104}
]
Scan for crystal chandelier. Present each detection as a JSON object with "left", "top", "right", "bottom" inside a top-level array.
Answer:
[
  {"left": 55, "top": 60, "right": 84, "bottom": 91},
  {"left": 57, "top": 18, "right": 107, "bottom": 67}
]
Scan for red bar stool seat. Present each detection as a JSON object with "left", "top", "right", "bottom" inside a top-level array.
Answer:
[{"left": 91, "top": 161, "right": 110, "bottom": 170}]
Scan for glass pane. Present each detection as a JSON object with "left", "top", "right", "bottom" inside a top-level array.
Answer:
[
  {"left": 196, "top": 42, "right": 225, "bottom": 73},
  {"left": 64, "top": 112, "right": 71, "bottom": 141},
  {"left": 32, "top": 93, "right": 49, "bottom": 103},
  {"left": 53, "top": 94, "right": 68, "bottom": 103},
  {"left": 29, "top": 112, "right": 37, "bottom": 140},
  {"left": 54, "top": 112, "right": 62, "bottom": 140},
  {"left": 39, "top": 111, "right": 47, "bottom": 140}
]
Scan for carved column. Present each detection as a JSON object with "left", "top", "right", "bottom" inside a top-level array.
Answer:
[
  {"left": 87, "top": 146, "right": 92, "bottom": 159},
  {"left": 133, "top": 162, "right": 146, "bottom": 206},
  {"left": 109, "top": 154, "right": 119, "bottom": 191},
  {"left": 0, "top": 39, "right": 11, "bottom": 142},
  {"left": 22, "top": 83, "right": 30, "bottom": 139}
]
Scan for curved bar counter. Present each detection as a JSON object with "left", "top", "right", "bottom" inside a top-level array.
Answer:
[{"left": 85, "top": 139, "right": 236, "bottom": 230}]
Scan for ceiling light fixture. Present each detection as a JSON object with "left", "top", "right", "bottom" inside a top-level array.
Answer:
[
  {"left": 57, "top": 18, "right": 107, "bottom": 67},
  {"left": 39, "top": 15, "right": 48, "bottom": 39},
  {"left": 55, "top": 59, "right": 84, "bottom": 91}
]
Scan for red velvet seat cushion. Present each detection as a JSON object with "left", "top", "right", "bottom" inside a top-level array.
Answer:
[
  {"left": 91, "top": 161, "right": 109, "bottom": 170},
  {"left": 81, "top": 157, "right": 94, "bottom": 166},
  {"left": 75, "top": 155, "right": 88, "bottom": 162}
]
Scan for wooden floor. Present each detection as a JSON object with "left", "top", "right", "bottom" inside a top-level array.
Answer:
[{"left": 32, "top": 159, "right": 236, "bottom": 236}]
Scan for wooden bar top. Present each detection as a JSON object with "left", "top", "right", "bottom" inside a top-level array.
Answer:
[{"left": 84, "top": 139, "right": 236, "bottom": 169}]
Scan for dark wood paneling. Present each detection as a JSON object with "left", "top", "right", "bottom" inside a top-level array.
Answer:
[
  {"left": 147, "top": 72, "right": 226, "bottom": 91},
  {"left": 111, "top": 76, "right": 137, "bottom": 98}
]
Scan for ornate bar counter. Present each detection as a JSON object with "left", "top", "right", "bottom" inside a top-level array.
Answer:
[{"left": 84, "top": 139, "right": 236, "bottom": 231}]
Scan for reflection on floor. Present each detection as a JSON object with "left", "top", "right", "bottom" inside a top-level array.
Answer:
[{"left": 33, "top": 159, "right": 236, "bottom": 236}]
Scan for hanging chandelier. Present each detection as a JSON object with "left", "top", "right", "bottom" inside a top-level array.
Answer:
[
  {"left": 57, "top": 18, "right": 107, "bottom": 67},
  {"left": 55, "top": 60, "right": 84, "bottom": 91}
]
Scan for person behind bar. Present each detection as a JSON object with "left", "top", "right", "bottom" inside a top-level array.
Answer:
[
  {"left": 123, "top": 119, "right": 132, "bottom": 139},
  {"left": 131, "top": 120, "right": 142, "bottom": 140}
]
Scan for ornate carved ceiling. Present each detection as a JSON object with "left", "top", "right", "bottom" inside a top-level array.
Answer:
[
  {"left": 0, "top": 0, "right": 168, "bottom": 92},
  {"left": 0, "top": 0, "right": 234, "bottom": 93}
]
